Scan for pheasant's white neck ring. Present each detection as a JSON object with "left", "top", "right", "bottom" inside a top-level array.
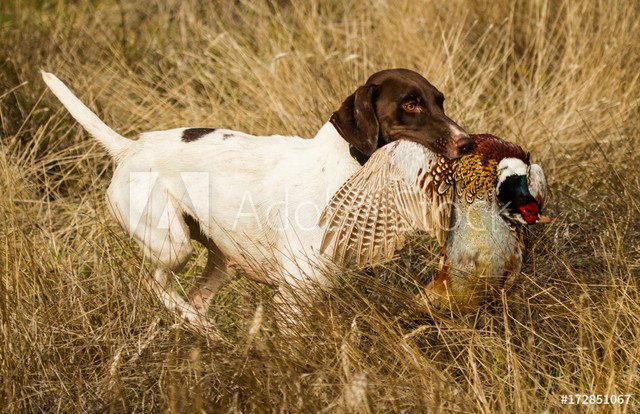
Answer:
[{"left": 497, "top": 157, "right": 528, "bottom": 187}]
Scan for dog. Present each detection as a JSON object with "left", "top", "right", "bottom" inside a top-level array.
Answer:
[{"left": 42, "top": 68, "right": 472, "bottom": 329}]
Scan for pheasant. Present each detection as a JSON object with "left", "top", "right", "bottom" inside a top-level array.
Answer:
[{"left": 319, "top": 134, "right": 549, "bottom": 313}]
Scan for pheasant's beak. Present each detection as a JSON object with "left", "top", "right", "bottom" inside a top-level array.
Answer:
[{"left": 537, "top": 214, "right": 552, "bottom": 223}]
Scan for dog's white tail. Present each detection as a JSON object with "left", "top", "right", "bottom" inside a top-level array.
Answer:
[{"left": 41, "top": 71, "right": 132, "bottom": 160}]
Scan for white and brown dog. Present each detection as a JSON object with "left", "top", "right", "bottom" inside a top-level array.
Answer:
[{"left": 42, "top": 69, "right": 472, "bottom": 329}]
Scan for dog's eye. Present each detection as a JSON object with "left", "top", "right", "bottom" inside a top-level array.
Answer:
[{"left": 401, "top": 101, "right": 422, "bottom": 113}]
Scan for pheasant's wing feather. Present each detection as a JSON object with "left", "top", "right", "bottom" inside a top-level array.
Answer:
[{"left": 319, "top": 140, "right": 454, "bottom": 268}]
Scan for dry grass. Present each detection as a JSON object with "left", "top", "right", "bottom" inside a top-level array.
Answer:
[{"left": 1, "top": 0, "right": 639, "bottom": 412}]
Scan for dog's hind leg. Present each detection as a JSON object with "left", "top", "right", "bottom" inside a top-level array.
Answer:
[
  {"left": 145, "top": 267, "right": 193, "bottom": 317},
  {"left": 136, "top": 219, "right": 204, "bottom": 325},
  {"left": 188, "top": 247, "right": 234, "bottom": 314},
  {"left": 183, "top": 214, "right": 234, "bottom": 315},
  {"left": 107, "top": 177, "right": 210, "bottom": 328},
  {"left": 138, "top": 227, "right": 221, "bottom": 333}
]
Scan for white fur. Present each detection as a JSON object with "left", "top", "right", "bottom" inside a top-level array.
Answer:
[
  {"left": 42, "top": 72, "right": 131, "bottom": 161},
  {"left": 43, "top": 72, "right": 360, "bottom": 328}
]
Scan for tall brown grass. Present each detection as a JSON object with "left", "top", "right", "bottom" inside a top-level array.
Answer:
[{"left": 1, "top": 0, "right": 639, "bottom": 412}]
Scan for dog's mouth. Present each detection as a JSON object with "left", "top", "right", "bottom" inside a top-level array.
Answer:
[
  {"left": 446, "top": 134, "right": 474, "bottom": 159},
  {"left": 455, "top": 135, "right": 474, "bottom": 156}
]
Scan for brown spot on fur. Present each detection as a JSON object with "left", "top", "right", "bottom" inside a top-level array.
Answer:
[{"left": 182, "top": 128, "right": 216, "bottom": 142}]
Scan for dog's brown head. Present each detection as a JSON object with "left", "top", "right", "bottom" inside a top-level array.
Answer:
[{"left": 331, "top": 68, "right": 472, "bottom": 163}]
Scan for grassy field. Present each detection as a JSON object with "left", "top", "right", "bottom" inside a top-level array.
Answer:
[{"left": 1, "top": 0, "right": 639, "bottom": 412}]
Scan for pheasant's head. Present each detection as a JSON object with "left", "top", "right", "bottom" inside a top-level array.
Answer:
[{"left": 496, "top": 158, "right": 551, "bottom": 225}]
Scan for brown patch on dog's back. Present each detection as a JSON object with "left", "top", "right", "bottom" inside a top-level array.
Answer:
[{"left": 182, "top": 128, "right": 216, "bottom": 142}]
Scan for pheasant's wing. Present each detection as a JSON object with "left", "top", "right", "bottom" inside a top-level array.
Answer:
[
  {"left": 319, "top": 140, "right": 455, "bottom": 268},
  {"left": 527, "top": 164, "right": 547, "bottom": 206}
]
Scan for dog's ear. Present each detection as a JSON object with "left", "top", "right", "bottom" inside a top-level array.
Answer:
[{"left": 330, "top": 85, "right": 379, "bottom": 156}]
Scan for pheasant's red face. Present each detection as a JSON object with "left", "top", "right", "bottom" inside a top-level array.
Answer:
[{"left": 518, "top": 202, "right": 539, "bottom": 224}]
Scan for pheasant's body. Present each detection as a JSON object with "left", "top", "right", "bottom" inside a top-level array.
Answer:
[
  {"left": 320, "top": 134, "right": 547, "bottom": 313},
  {"left": 431, "top": 198, "right": 523, "bottom": 311},
  {"left": 426, "top": 135, "right": 534, "bottom": 312}
]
